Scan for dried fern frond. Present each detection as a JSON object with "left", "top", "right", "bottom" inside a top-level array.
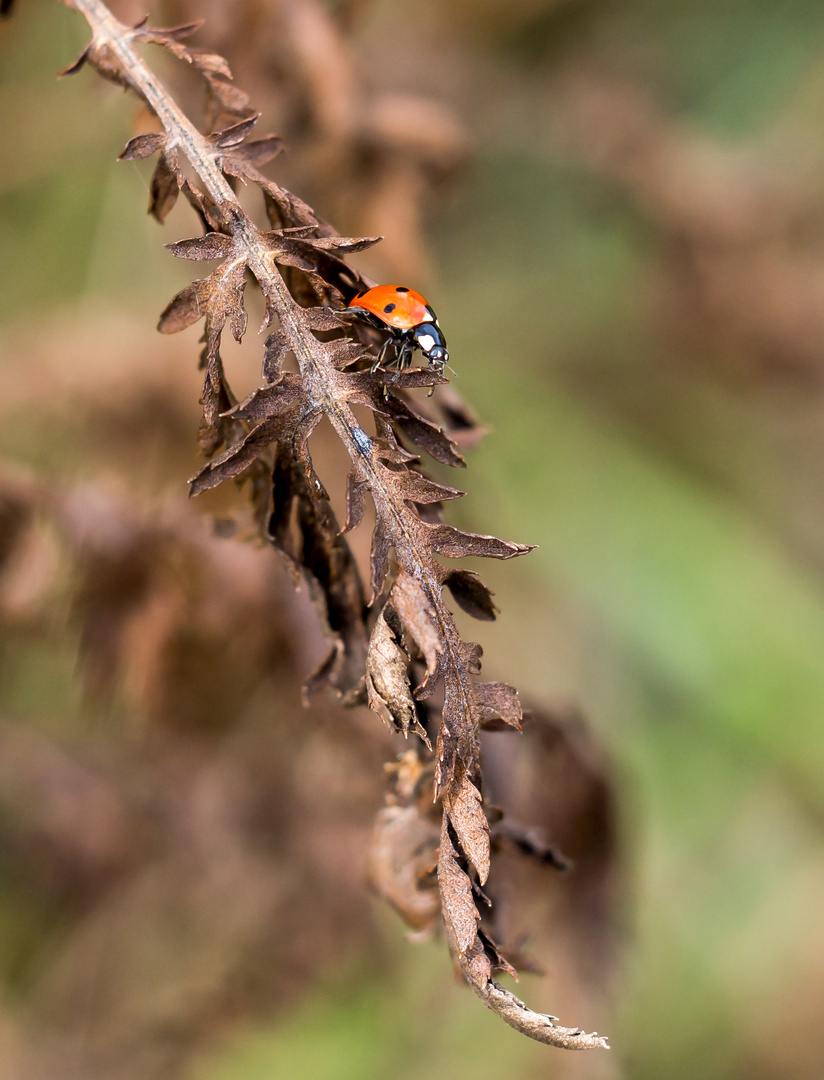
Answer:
[{"left": 44, "top": 0, "right": 609, "bottom": 1051}]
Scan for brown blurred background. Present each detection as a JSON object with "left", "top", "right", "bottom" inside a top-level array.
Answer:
[{"left": 2, "top": 1, "right": 824, "bottom": 1078}]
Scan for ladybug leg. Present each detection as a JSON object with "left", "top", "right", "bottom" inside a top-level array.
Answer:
[
  {"left": 397, "top": 339, "right": 414, "bottom": 372},
  {"left": 386, "top": 341, "right": 406, "bottom": 385},
  {"left": 372, "top": 336, "right": 394, "bottom": 373}
]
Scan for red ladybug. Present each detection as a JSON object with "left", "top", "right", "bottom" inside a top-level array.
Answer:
[{"left": 346, "top": 285, "right": 449, "bottom": 374}]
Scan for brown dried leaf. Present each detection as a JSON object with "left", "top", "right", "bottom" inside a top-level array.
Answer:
[
  {"left": 191, "top": 51, "right": 233, "bottom": 81},
  {"left": 133, "top": 21, "right": 203, "bottom": 44},
  {"left": 428, "top": 523, "right": 535, "bottom": 561},
  {"left": 442, "top": 568, "right": 498, "bottom": 621},
  {"left": 368, "top": 802, "right": 440, "bottom": 932},
  {"left": 166, "top": 233, "right": 235, "bottom": 260},
  {"left": 57, "top": 44, "right": 92, "bottom": 77},
  {"left": 394, "top": 472, "right": 465, "bottom": 506},
  {"left": 384, "top": 394, "right": 466, "bottom": 468},
  {"left": 189, "top": 415, "right": 287, "bottom": 496},
  {"left": 439, "top": 815, "right": 483, "bottom": 960},
  {"left": 477, "top": 928, "right": 519, "bottom": 980},
  {"left": 369, "top": 515, "right": 391, "bottom": 604},
  {"left": 228, "top": 136, "right": 285, "bottom": 168},
  {"left": 208, "top": 80, "right": 252, "bottom": 117},
  {"left": 474, "top": 680, "right": 522, "bottom": 730},
  {"left": 262, "top": 329, "right": 290, "bottom": 381},
  {"left": 391, "top": 570, "right": 442, "bottom": 692},
  {"left": 365, "top": 606, "right": 428, "bottom": 744},
  {"left": 262, "top": 183, "right": 319, "bottom": 230},
  {"left": 262, "top": 441, "right": 368, "bottom": 699},
  {"left": 149, "top": 149, "right": 181, "bottom": 223},
  {"left": 157, "top": 278, "right": 212, "bottom": 334},
  {"left": 443, "top": 771, "right": 490, "bottom": 883},
  {"left": 304, "top": 306, "right": 349, "bottom": 332},
  {"left": 321, "top": 338, "right": 370, "bottom": 372},
  {"left": 179, "top": 177, "right": 223, "bottom": 232},
  {"left": 227, "top": 375, "right": 302, "bottom": 423},
  {"left": 342, "top": 470, "right": 368, "bottom": 534},
  {"left": 189, "top": 383, "right": 310, "bottom": 496},
  {"left": 118, "top": 132, "right": 167, "bottom": 161},
  {"left": 378, "top": 369, "right": 448, "bottom": 391},
  {"left": 210, "top": 114, "right": 260, "bottom": 148}
]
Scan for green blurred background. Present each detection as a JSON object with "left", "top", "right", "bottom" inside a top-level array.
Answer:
[{"left": 2, "top": 1, "right": 824, "bottom": 1078}]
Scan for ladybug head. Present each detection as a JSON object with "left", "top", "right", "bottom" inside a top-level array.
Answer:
[
  {"left": 413, "top": 323, "right": 448, "bottom": 373},
  {"left": 427, "top": 344, "right": 448, "bottom": 372}
]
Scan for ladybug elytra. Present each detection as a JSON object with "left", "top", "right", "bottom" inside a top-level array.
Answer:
[{"left": 346, "top": 285, "right": 449, "bottom": 375}]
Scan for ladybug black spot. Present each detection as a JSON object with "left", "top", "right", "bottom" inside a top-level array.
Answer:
[
  {"left": 396, "top": 286, "right": 409, "bottom": 293},
  {"left": 383, "top": 303, "right": 396, "bottom": 313}
]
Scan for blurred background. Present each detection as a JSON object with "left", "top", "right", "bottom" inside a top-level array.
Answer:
[{"left": 2, "top": 1, "right": 824, "bottom": 1078}]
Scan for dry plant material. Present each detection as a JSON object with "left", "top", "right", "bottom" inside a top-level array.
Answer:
[{"left": 45, "top": 0, "right": 608, "bottom": 1051}]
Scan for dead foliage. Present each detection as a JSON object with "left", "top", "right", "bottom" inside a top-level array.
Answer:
[{"left": 18, "top": 0, "right": 615, "bottom": 1052}]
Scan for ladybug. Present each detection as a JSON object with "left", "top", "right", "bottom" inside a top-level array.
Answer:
[{"left": 346, "top": 285, "right": 449, "bottom": 375}]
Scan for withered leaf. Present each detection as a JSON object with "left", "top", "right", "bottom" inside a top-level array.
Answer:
[
  {"left": 439, "top": 816, "right": 482, "bottom": 959},
  {"left": 428, "top": 523, "right": 534, "bottom": 561},
  {"left": 304, "top": 306, "right": 349, "bottom": 332},
  {"left": 377, "top": 369, "right": 447, "bottom": 391},
  {"left": 158, "top": 256, "right": 248, "bottom": 379},
  {"left": 370, "top": 516, "right": 392, "bottom": 604},
  {"left": 227, "top": 136, "right": 284, "bottom": 168},
  {"left": 198, "top": 362, "right": 238, "bottom": 457},
  {"left": 264, "top": 233, "right": 381, "bottom": 276},
  {"left": 262, "top": 329, "right": 290, "bottom": 381},
  {"left": 433, "top": 678, "right": 464, "bottom": 793},
  {"left": 48, "top": 9, "right": 610, "bottom": 1051},
  {"left": 474, "top": 681, "right": 522, "bottom": 730},
  {"left": 86, "top": 42, "right": 133, "bottom": 92},
  {"left": 118, "top": 132, "right": 167, "bottom": 161},
  {"left": 206, "top": 78, "right": 252, "bottom": 118},
  {"left": 271, "top": 447, "right": 368, "bottom": 699},
  {"left": 262, "top": 184, "right": 319, "bottom": 230},
  {"left": 57, "top": 43, "right": 92, "bottom": 77},
  {"left": 210, "top": 114, "right": 260, "bottom": 148},
  {"left": 133, "top": 21, "right": 203, "bottom": 43},
  {"left": 342, "top": 470, "right": 369, "bottom": 534},
  {"left": 365, "top": 607, "right": 428, "bottom": 744},
  {"left": 319, "top": 339, "right": 369, "bottom": 372},
  {"left": 442, "top": 568, "right": 498, "bottom": 621},
  {"left": 149, "top": 149, "right": 181, "bottom": 223},
  {"left": 368, "top": 804, "right": 440, "bottom": 931},
  {"left": 373, "top": 434, "right": 419, "bottom": 465},
  {"left": 166, "top": 233, "right": 235, "bottom": 260},
  {"left": 293, "top": 411, "right": 327, "bottom": 500},
  {"left": 391, "top": 570, "right": 442, "bottom": 692},
  {"left": 385, "top": 395, "right": 466, "bottom": 468},
  {"left": 395, "top": 472, "right": 464, "bottom": 506},
  {"left": 477, "top": 928, "right": 519, "bottom": 980},
  {"left": 189, "top": 416, "right": 288, "bottom": 496},
  {"left": 289, "top": 234, "right": 383, "bottom": 256},
  {"left": 180, "top": 177, "right": 224, "bottom": 232},
  {"left": 191, "top": 51, "right": 233, "bottom": 80},
  {"left": 157, "top": 278, "right": 211, "bottom": 334},
  {"left": 225, "top": 375, "right": 303, "bottom": 423},
  {"left": 460, "top": 936, "right": 496, "bottom": 991},
  {"left": 190, "top": 383, "right": 312, "bottom": 497},
  {"left": 443, "top": 771, "right": 490, "bottom": 883}
]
